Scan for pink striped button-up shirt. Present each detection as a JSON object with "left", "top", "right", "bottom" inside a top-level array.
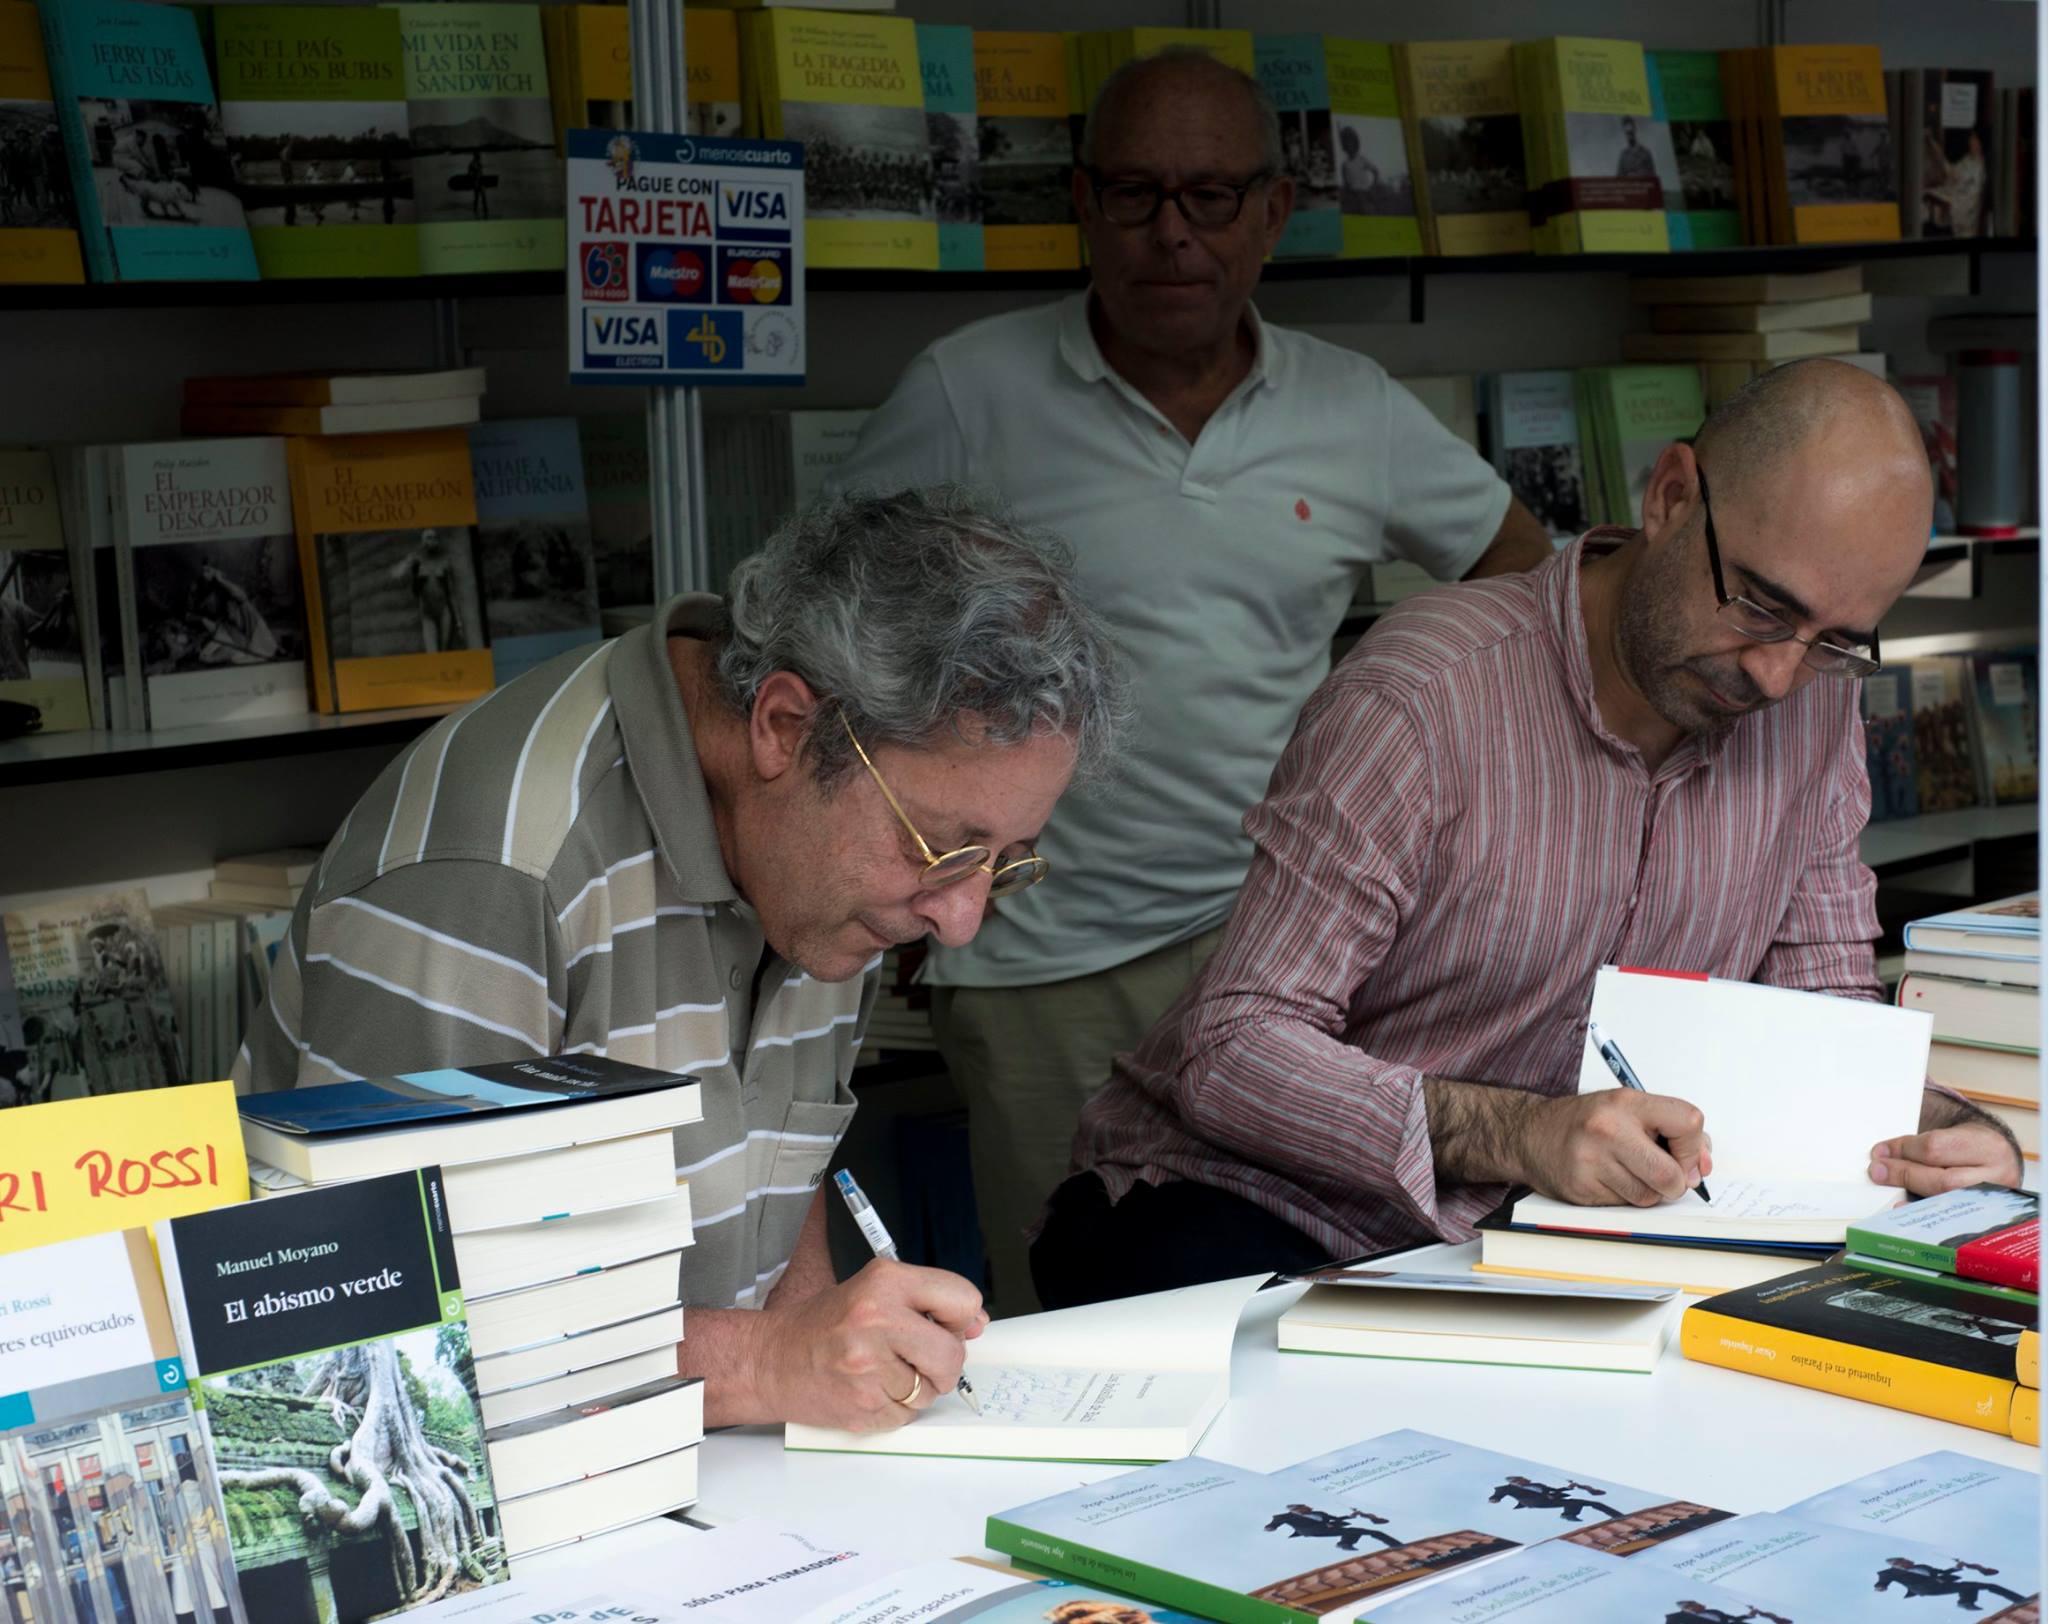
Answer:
[{"left": 1071, "top": 531, "right": 1882, "bottom": 1257}]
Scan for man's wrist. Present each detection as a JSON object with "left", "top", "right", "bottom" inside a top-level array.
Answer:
[
  {"left": 686, "top": 1306, "right": 778, "bottom": 1428},
  {"left": 1425, "top": 1077, "right": 1540, "bottom": 1188},
  {"left": 1919, "top": 1084, "right": 2026, "bottom": 1185}
]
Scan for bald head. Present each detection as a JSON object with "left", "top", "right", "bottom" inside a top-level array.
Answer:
[
  {"left": 1694, "top": 357, "right": 1930, "bottom": 514},
  {"left": 1080, "top": 47, "right": 1282, "bottom": 174}
]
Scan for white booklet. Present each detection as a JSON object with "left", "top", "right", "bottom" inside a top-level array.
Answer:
[
  {"left": 784, "top": 1271, "right": 1269, "bottom": 1462},
  {"left": 1513, "top": 966, "right": 1929, "bottom": 1243}
]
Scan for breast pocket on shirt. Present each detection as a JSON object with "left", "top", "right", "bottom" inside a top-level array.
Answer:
[{"left": 765, "top": 1097, "right": 857, "bottom": 1198}]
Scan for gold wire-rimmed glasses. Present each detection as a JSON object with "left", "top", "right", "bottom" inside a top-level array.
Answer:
[{"left": 838, "top": 711, "right": 1050, "bottom": 899}]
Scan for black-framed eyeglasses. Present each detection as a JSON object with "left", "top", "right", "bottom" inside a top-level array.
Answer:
[
  {"left": 1083, "top": 167, "right": 1272, "bottom": 228},
  {"left": 1695, "top": 461, "right": 1883, "bottom": 679}
]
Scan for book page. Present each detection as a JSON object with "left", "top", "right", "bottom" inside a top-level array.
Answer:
[
  {"left": 926, "top": 1366, "right": 1222, "bottom": 1430},
  {"left": 1576, "top": 967, "right": 1928, "bottom": 1184},
  {"left": 1514, "top": 1177, "right": 1903, "bottom": 1236},
  {"left": 962, "top": 1270, "right": 1269, "bottom": 1375}
]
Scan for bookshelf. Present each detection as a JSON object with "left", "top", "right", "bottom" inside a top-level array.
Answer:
[
  {"left": 1862, "top": 804, "right": 2041, "bottom": 872},
  {"left": 0, "top": 237, "right": 2032, "bottom": 321},
  {"left": 0, "top": 705, "right": 460, "bottom": 789}
]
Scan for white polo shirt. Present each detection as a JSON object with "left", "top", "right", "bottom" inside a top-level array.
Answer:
[{"left": 831, "top": 292, "right": 1511, "bottom": 988}]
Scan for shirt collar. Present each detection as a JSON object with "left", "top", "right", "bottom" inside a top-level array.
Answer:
[
  {"left": 1546, "top": 527, "right": 1725, "bottom": 774},
  {"left": 608, "top": 593, "right": 738, "bottom": 904},
  {"left": 1056, "top": 288, "right": 1274, "bottom": 395}
]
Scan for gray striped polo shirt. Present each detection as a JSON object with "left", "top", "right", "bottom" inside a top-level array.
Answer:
[{"left": 235, "top": 595, "right": 877, "bottom": 1312}]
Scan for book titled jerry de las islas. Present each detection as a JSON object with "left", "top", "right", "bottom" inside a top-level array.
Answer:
[{"left": 155, "top": 1168, "right": 507, "bottom": 1622}]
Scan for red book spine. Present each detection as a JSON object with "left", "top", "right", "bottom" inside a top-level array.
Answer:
[{"left": 1958, "top": 1222, "right": 2040, "bottom": 1291}]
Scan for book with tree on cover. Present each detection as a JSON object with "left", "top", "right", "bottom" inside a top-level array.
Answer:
[
  {"left": 1255, "top": 35, "right": 1340, "bottom": 258},
  {"left": 1393, "top": 40, "right": 1530, "bottom": 256},
  {"left": 394, "top": 4, "right": 563, "bottom": 275},
  {"left": 212, "top": 4, "right": 416, "bottom": 278},
  {"left": 1325, "top": 36, "right": 1420, "bottom": 257},
  {"left": 0, "top": 1229, "right": 251, "bottom": 1623},
  {"left": 37, "top": 0, "right": 257, "bottom": 282},
  {"left": 972, "top": 31, "right": 1076, "bottom": 271},
  {"left": 1847, "top": 1184, "right": 2038, "bottom": 1292},
  {"left": 467, "top": 417, "right": 601, "bottom": 685},
  {"left": 2, "top": 888, "right": 183, "bottom": 1100},
  {"left": 156, "top": 1169, "right": 509, "bottom": 1621},
  {"left": 1648, "top": 50, "right": 1740, "bottom": 249},
  {"left": 286, "top": 428, "right": 492, "bottom": 714},
  {"left": 1682, "top": 1261, "right": 2033, "bottom": 1434},
  {"left": 916, "top": 23, "right": 979, "bottom": 272},
  {"left": 0, "top": 0, "right": 85, "bottom": 283},
  {"left": 0, "top": 447, "right": 88, "bottom": 732},
  {"left": 987, "top": 1429, "right": 1733, "bottom": 1624},
  {"left": 742, "top": 10, "right": 934, "bottom": 271}
]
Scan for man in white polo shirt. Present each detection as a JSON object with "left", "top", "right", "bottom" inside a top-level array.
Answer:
[{"left": 833, "top": 47, "right": 1551, "bottom": 1311}]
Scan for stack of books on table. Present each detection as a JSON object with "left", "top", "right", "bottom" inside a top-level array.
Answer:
[
  {"left": 180, "top": 367, "right": 489, "bottom": 437},
  {"left": 240, "top": 1055, "right": 706, "bottom": 1556},
  {"left": 1899, "top": 891, "right": 2041, "bottom": 1167},
  {"left": 1624, "top": 264, "right": 1883, "bottom": 408}
]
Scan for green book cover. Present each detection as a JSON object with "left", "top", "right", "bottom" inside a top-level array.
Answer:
[
  {"left": 1596, "top": 364, "right": 1703, "bottom": 525},
  {"left": 393, "top": 3, "right": 563, "bottom": 274},
  {"left": 1650, "top": 49, "right": 1741, "bottom": 249},
  {"left": 916, "top": 23, "right": 981, "bottom": 272},
  {"left": 1325, "top": 36, "right": 1419, "bottom": 256},
  {"left": 1847, "top": 1184, "right": 2039, "bottom": 1291},
  {"left": 214, "top": 5, "right": 416, "bottom": 276}
]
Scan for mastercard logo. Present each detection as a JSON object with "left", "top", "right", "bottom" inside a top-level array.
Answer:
[{"left": 725, "top": 257, "right": 784, "bottom": 304}]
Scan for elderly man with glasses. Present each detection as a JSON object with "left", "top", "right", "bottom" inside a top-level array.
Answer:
[
  {"left": 833, "top": 46, "right": 1553, "bottom": 1313},
  {"left": 1037, "top": 358, "right": 2023, "bottom": 1308},
  {"left": 238, "top": 488, "right": 1124, "bottom": 1432}
]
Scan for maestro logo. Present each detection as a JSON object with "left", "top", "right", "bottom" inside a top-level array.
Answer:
[
  {"left": 580, "top": 239, "right": 628, "bottom": 302},
  {"left": 635, "top": 242, "right": 709, "bottom": 302},
  {"left": 718, "top": 244, "right": 790, "bottom": 305}
]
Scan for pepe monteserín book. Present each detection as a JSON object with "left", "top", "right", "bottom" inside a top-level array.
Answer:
[
  {"left": 38, "top": 0, "right": 257, "bottom": 282},
  {"left": 0, "top": 1229, "right": 251, "bottom": 1624},
  {"left": 156, "top": 1169, "right": 509, "bottom": 1623}
]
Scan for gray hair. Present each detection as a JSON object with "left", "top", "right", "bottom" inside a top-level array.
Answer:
[
  {"left": 1080, "top": 45, "right": 1284, "bottom": 174},
  {"left": 713, "top": 487, "right": 1128, "bottom": 792}
]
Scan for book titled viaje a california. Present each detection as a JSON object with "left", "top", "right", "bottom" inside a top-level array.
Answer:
[
  {"left": 0, "top": 0, "right": 85, "bottom": 282},
  {"left": 287, "top": 428, "right": 492, "bottom": 713},
  {"left": 395, "top": 3, "right": 563, "bottom": 274},
  {"left": 156, "top": 1169, "right": 509, "bottom": 1622},
  {"left": 212, "top": 4, "right": 417, "bottom": 277},
  {"left": 38, "top": 0, "right": 258, "bottom": 282},
  {"left": 468, "top": 417, "right": 601, "bottom": 685},
  {"left": 110, "top": 436, "right": 309, "bottom": 730},
  {"left": 0, "top": 1229, "right": 251, "bottom": 1623}
]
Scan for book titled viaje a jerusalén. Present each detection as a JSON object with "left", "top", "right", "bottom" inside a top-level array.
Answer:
[{"left": 155, "top": 1168, "right": 509, "bottom": 1622}]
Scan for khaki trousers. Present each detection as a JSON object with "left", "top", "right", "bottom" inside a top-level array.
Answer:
[{"left": 930, "top": 923, "right": 1226, "bottom": 1316}]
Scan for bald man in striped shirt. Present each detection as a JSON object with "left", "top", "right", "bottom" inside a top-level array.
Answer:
[
  {"left": 239, "top": 489, "right": 1124, "bottom": 1432},
  {"left": 1040, "top": 361, "right": 2023, "bottom": 1308}
]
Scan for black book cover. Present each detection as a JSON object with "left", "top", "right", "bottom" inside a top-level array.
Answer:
[
  {"left": 157, "top": 1169, "right": 509, "bottom": 1621},
  {"left": 1694, "top": 1262, "right": 2030, "bottom": 1378}
]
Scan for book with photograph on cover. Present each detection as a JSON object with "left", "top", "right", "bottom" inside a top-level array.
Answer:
[
  {"left": 112, "top": 437, "right": 309, "bottom": 730},
  {"left": 1393, "top": 39, "right": 1531, "bottom": 256},
  {"left": 1256, "top": 35, "right": 1341, "bottom": 259},
  {"left": 2, "top": 887, "right": 183, "bottom": 1100},
  {"left": 1326, "top": 36, "right": 1420, "bottom": 257},
  {"left": 0, "top": 446, "right": 88, "bottom": 732},
  {"left": 915, "top": 24, "right": 979, "bottom": 272},
  {"left": 972, "top": 31, "right": 1078, "bottom": 271},
  {"left": 468, "top": 417, "right": 600, "bottom": 685},
  {"left": 156, "top": 1169, "right": 509, "bottom": 1621},
  {"left": 0, "top": 0, "right": 85, "bottom": 283},
  {"left": 0, "top": 1229, "right": 250, "bottom": 1624}
]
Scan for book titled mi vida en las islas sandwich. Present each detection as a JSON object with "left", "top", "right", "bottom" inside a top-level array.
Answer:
[{"left": 155, "top": 1168, "right": 510, "bottom": 1623}]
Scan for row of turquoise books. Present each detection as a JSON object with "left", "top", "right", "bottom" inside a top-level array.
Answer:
[
  {"left": 0, "top": 2, "right": 2018, "bottom": 285},
  {"left": 0, "top": 387, "right": 870, "bottom": 737},
  {"left": 1863, "top": 648, "right": 2040, "bottom": 822}
]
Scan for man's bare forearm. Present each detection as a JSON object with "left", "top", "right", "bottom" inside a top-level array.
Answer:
[
  {"left": 1423, "top": 1077, "right": 1538, "bottom": 1186},
  {"left": 677, "top": 1306, "right": 774, "bottom": 1427},
  {"left": 1920, "top": 1084, "right": 2023, "bottom": 1170}
]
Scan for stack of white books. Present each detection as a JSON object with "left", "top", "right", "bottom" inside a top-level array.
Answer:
[
  {"left": 241, "top": 1055, "right": 707, "bottom": 1556},
  {"left": 1900, "top": 892, "right": 2042, "bottom": 1170}
]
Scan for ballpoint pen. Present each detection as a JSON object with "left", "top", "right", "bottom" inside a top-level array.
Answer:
[
  {"left": 833, "top": 1168, "right": 982, "bottom": 1413},
  {"left": 1586, "top": 1021, "right": 1713, "bottom": 1204}
]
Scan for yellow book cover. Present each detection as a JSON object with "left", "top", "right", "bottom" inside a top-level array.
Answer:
[
  {"left": 1682, "top": 1264, "right": 2025, "bottom": 1436},
  {"left": 1095, "top": 27, "right": 1254, "bottom": 78},
  {"left": 2020, "top": 1327, "right": 2039, "bottom": 1388},
  {"left": 2012, "top": 1384, "right": 2037, "bottom": 1444},
  {"left": 746, "top": 9, "right": 935, "bottom": 270},
  {"left": 1510, "top": 42, "right": 1557, "bottom": 254},
  {"left": 973, "top": 31, "right": 1076, "bottom": 271},
  {"left": 0, "top": 0, "right": 85, "bottom": 284},
  {"left": 548, "top": 9, "right": 740, "bottom": 148},
  {"left": 1526, "top": 38, "right": 1669, "bottom": 254},
  {"left": 1393, "top": 40, "right": 1531, "bottom": 256},
  {"left": 1325, "top": 37, "right": 1420, "bottom": 257},
  {"left": 1766, "top": 44, "right": 1899, "bottom": 243},
  {"left": 288, "top": 430, "right": 493, "bottom": 714},
  {"left": 0, "top": 1084, "right": 248, "bottom": 1254},
  {"left": 0, "top": 448, "right": 89, "bottom": 732}
]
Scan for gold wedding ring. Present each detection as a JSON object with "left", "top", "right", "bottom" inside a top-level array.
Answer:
[{"left": 890, "top": 1370, "right": 923, "bottom": 1408}]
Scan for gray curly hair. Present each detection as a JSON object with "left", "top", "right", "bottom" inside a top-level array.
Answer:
[{"left": 712, "top": 487, "right": 1128, "bottom": 791}]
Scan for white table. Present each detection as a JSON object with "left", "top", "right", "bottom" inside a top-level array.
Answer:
[{"left": 693, "top": 1273, "right": 2037, "bottom": 1561}]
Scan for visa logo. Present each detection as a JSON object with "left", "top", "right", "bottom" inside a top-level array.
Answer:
[
  {"left": 718, "top": 180, "right": 793, "bottom": 241},
  {"left": 583, "top": 310, "right": 663, "bottom": 363}
]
